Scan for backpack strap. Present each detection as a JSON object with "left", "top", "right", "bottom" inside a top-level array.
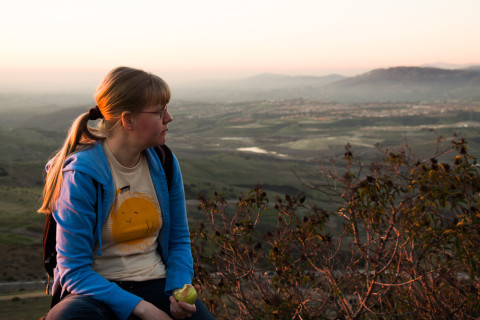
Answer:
[
  {"left": 154, "top": 144, "right": 174, "bottom": 189},
  {"left": 50, "top": 281, "right": 66, "bottom": 308},
  {"left": 43, "top": 213, "right": 56, "bottom": 296},
  {"left": 43, "top": 213, "right": 57, "bottom": 278}
]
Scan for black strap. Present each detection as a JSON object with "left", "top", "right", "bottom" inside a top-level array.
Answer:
[
  {"left": 154, "top": 144, "right": 174, "bottom": 189},
  {"left": 51, "top": 282, "right": 68, "bottom": 308},
  {"left": 43, "top": 214, "right": 57, "bottom": 278}
]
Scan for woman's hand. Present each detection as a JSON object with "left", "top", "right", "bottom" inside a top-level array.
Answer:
[
  {"left": 132, "top": 300, "right": 173, "bottom": 320},
  {"left": 169, "top": 285, "right": 200, "bottom": 319}
]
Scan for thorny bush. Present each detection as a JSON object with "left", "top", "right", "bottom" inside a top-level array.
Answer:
[{"left": 190, "top": 136, "right": 480, "bottom": 320}]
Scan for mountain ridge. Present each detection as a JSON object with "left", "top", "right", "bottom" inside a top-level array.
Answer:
[
  {"left": 174, "top": 66, "right": 480, "bottom": 103},
  {"left": 321, "top": 67, "right": 480, "bottom": 102}
]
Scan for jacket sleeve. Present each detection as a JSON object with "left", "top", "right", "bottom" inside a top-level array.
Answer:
[
  {"left": 163, "top": 154, "right": 194, "bottom": 294},
  {"left": 54, "top": 170, "right": 142, "bottom": 320}
]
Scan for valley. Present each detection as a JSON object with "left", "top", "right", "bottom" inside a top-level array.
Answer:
[{"left": 1, "top": 68, "right": 480, "bottom": 284}]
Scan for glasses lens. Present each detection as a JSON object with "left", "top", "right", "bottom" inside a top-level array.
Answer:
[{"left": 160, "top": 108, "right": 167, "bottom": 118}]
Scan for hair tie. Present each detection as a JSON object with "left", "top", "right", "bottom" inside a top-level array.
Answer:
[{"left": 88, "top": 105, "right": 104, "bottom": 120}]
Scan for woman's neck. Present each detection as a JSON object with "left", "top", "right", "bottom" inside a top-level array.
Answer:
[{"left": 105, "top": 134, "right": 143, "bottom": 168}]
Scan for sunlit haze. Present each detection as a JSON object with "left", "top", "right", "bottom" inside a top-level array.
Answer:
[{"left": 1, "top": 0, "right": 479, "bottom": 92}]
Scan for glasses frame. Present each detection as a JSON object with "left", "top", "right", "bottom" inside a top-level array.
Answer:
[{"left": 139, "top": 107, "right": 168, "bottom": 119}]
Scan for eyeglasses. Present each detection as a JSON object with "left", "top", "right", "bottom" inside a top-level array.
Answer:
[{"left": 139, "top": 107, "right": 168, "bottom": 119}]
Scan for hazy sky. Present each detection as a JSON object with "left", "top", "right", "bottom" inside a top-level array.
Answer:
[{"left": 1, "top": 0, "right": 479, "bottom": 92}]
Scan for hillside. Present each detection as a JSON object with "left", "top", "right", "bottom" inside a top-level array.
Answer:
[
  {"left": 174, "top": 66, "right": 480, "bottom": 103},
  {"left": 21, "top": 105, "right": 88, "bottom": 133},
  {"left": 323, "top": 67, "right": 480, "bottom": 102}
]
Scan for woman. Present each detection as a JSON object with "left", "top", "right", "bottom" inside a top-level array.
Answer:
[{"left": 38, "top": 67, "right": 214, "bottom": 320}]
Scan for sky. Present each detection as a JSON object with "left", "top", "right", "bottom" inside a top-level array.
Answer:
[{"left": 1, "top": 0, "right": 479, "bottom": 92}]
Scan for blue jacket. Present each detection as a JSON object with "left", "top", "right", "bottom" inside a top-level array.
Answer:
[{"left": 52, "top": 142, "right": 193, "bottom": 320}]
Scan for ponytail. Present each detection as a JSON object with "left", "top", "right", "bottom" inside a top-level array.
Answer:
[
  {"left": 38, "top": 66, "right": 171, "bottom": 214},
  {"left": 38, "top": 111, "right": 102, "bottom": 214}
]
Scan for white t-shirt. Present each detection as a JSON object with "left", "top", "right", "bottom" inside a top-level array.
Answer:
[{"left": 91, "top": 142, "right": 166, "bottom": 281}]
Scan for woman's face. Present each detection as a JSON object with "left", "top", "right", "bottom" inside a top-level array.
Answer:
[{"left": 131, "top": 104, "right": 173, "bottom": 148}]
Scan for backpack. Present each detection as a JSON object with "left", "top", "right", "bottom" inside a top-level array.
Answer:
[{"left": 42, "top": 144, "right": 174, "bottom": 306}]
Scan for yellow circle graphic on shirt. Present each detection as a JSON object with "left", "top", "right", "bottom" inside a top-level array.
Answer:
[{"left": 110, "top": 191, "right": 161, "bottom": 253}]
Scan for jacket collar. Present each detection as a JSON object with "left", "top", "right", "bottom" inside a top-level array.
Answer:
[{"left": 62, "top": 142, "right": 113, "bottom": 187}]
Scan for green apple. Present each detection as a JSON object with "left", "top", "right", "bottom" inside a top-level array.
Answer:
[{"left": 174, "top": 284, "right": 198, "bottom": 305}]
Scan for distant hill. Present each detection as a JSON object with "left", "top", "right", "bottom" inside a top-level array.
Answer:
[
  {"left": 321, "top": 67, "right": 480, "bottom": 102},
  {"left": 465, "top": 65, "right": 480, "bottom": 72},
  {"left": 232, "top": 73, "right": 346, "bottom": 89},
  {"left": 174, "top": 67, "right": 480, "bottom": 103},
  {"left": 173, "top": 73, "right": 346, "bottom": 102},
  {"left": 22, "top": 106, "right": 88, "bottom": 133}
]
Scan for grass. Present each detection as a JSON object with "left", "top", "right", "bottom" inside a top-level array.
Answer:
[
  {"left": 179, "top": 151, "right": 314, "bottom": 200},
  {"left": 0, "top": 186, "right": 44, "bottom": 245},
  {"left": 0, "top": 127, "right": 59, "bottom": 163},
  {"left": 0, "top": 295, "right": 51, "bottom": 320},
  {"left": 0, "top": 234, "right": 35, "bottom": 245}
]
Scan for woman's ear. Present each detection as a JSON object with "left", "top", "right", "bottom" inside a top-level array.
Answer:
[{"left": 121, "top": 111, "right": 135, "bottom": 131}]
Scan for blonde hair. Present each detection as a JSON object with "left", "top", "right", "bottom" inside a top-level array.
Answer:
[{"left": 38, "top": 66, "right": 171, "bottom": 214}]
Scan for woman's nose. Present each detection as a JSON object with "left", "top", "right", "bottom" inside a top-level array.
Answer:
[{"left": 163, "top": 110, "right": 173, "bottom": 123}]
